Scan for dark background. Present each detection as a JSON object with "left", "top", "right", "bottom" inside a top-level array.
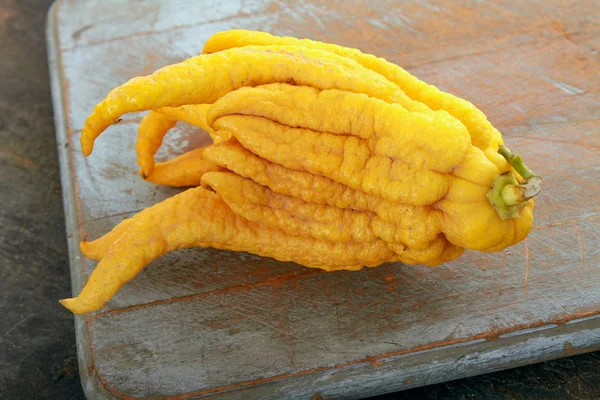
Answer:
[{"left": 1, "top": 1, "right": 599, "bottom": 399}]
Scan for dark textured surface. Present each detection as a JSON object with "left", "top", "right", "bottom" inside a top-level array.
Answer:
[
  {"left": 374, "top": 352, "right": 600, "bottom": 400},
  {"left": 0, "top": 1, "right": 599, "bottom": 399},
  {"left": 0, "top": 0, "right": 84, "bottom": 399}
]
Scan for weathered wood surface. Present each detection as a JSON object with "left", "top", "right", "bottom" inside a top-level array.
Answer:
[{"left": 47, "top": 0, "right": 600, "bottom": 398}]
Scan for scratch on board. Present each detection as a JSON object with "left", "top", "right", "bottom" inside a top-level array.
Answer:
[
  {"left": 509, "top": 135, "right": 600, "bottom": 150},
  {"left": 382, "top": 12, "right": 423, "bottom": 36},
  {"left": 367, "top": 18, "right": 388, "bottom": 30},
  {"left": 280, "top": 1, "right": 304, "bottom": 23},
  {"left": 303, "top": 3, "right": 328, "bottom": 31},
  {"left": 221, "top": 304, "right": 334, "bottom": 355},
  {"left": 71, "top": 24, "right": 93, "bottom": 42},
  {"left": 532, "top": 214, "right": 600, "bottom": 231},
  {"left": 576, "top": 222, "right": 585, "bottom": 265},
  {"left": 60, "top": 2, "right": 264, "bottom": 52},
  {"left": 1, "top": 314, "right": 35, "bottom": 341},
  {"left": 530, "top": 285, "right": 572, "bottom": 316},
  {"left": 100, "top": 342, "right": 138, "bottom": 354},
  {"left": 543, "top": 76, "right": 585, "bottom": 95},
  {"left": 415, "top": 0, "right": 443, "bottom": 12}
]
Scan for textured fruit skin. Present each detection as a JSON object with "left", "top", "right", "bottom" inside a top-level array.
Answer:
[
  {"left": 66, "top": 188, "right": 400, "bottom": 314},
  {"left": 145, "top": 147, "right": 225, "bottom": 187},
  {"left": 80, "top": 44, "right": 423, "bottom": 156},
  {"left": 136, "top": 110, "right": 177, "bottom": 176},
  {"left": 62, "top": 30, "right": 536, "bottom": 314},
  {"left": 203, "top": 29, "right": 503, "bottom": 150}
]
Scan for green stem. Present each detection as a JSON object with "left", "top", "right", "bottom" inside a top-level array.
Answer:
[
  {"left": 487, "top": 146, "right": 544, "bottom": 220},
  {"left": 498, "top": 145, "right": 536, "bottom": 179}
]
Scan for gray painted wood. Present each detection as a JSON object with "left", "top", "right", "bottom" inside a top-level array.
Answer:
[{"left": 47, "top": 0, "right": 600, "bottom": 398}]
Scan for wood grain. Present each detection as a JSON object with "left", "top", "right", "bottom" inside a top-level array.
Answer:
[{"left": 47, "top": 0, "right": 600, "bottom": 398}]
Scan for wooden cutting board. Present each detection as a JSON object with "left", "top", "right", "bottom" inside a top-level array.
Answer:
[{"left": 47, "top": 0, "right": 600, "bottom": 398}]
